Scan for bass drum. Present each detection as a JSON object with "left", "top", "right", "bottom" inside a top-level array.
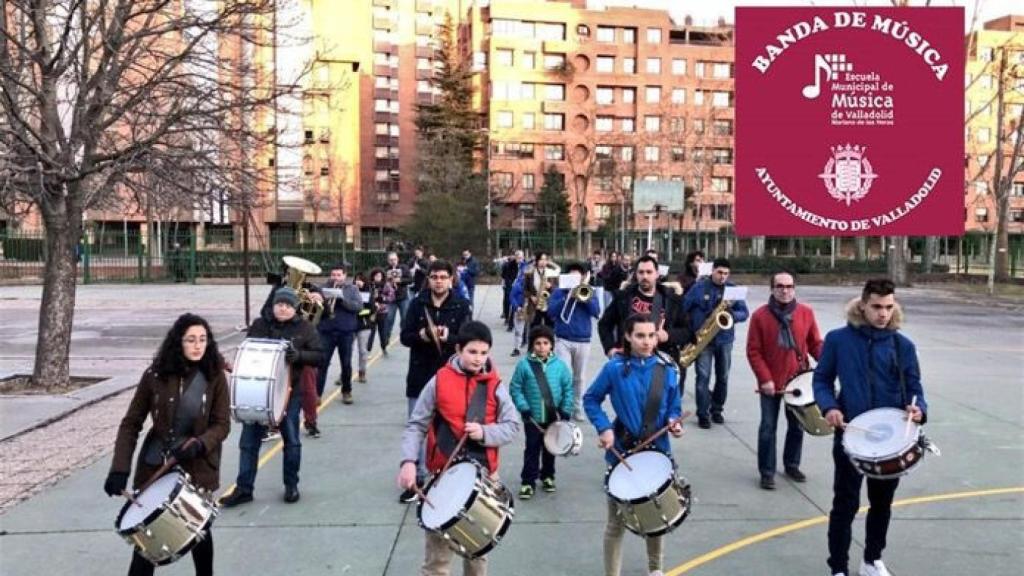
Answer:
[{"left": 229, "top": 338, "right": 290, "bottom": 426}]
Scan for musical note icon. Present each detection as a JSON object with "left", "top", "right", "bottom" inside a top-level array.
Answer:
[{"left": 802, "top": 55, "right": 832, "bottom": 99}]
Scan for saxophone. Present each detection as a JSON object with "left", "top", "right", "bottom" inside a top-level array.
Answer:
[{"left": 679, "top": 298, "right": 733, "bottom": 367}]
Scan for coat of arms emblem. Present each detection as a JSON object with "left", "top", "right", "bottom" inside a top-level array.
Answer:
[{"left": 818, "top": 144, "right": 878, "bottom": 206}]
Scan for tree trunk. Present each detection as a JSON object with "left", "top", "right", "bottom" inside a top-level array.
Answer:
[
  {"left": 33, "top": 197, "right": 81, "bottom": 390},
  {"left": 924, "top": 236, "right": 937, "bottom": 274},
  {"left": 576, "top": 202, "right": 584, "bottom": 259},
  {"left": 856, "top": 237, "right": 867, "bottom": 261},
  {"left": 887, "top": 236, "right": 910, "bottom": 286},
  {"left": 993, "top": 192, "right": 1010, "bottom": 282}
]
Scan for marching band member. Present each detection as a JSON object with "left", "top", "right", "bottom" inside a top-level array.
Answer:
[
  {"left": 381, "top": 252, "right": 413, "bottom": 354},
  {"left": 317, "top": 263, "right": 363, "bottom": 409},
  {"left": 509, "top": 326, "right": 574, "bottom": 499},
  {"left": 460, "top": 248, "right": 480, "bottom": 305},
  {"left": 105, "top": 313, "right": 230, "bottom": 576},
  {"left": 408, "top": 246, "right": 429, "bottom": 297},
  {"left": 813, "top": 279, "right": 927, "bottom": 576},
  {"left": 547, "top": 262, "right": 601, "bottom": 420},
  {"left": 353, "top": 272, "right": 375, "bottom": 383},
  {"left": 584, "top": 313, "right": 683, "bottom": 576},
  {"left": 510, "top": 252, "right": 551, "bottom": 357},
  {"left": 500, "top": 250, "right": 524, "bottom": 330},
  {"left": 397, "top": 322, "right": 521, "bottom": 576}
]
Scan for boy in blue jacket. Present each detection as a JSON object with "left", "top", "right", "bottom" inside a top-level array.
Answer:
[
  {"left": 813, "top": 278, "right": 926, "bottom": 576},
  {"left": 547, "top": 262, "right": 602, "bottom": 420},
  {"left": 584, "top": 313, "right": 683, "bottom": 576},
  {"left": 509, "top": 326, "right": 575, "bottom": 499}
]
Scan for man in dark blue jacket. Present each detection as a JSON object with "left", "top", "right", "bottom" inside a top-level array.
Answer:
[
  {"left": 682, "top": 258, "right": 749, "bottom": 428},
  {"left": 547, "top": 262, "right": 601, "bottom": 419},
  {"left": 460, "top": 249, "right": 480, "bottom": 304},
  {"left": 813, "top": 278, "right": 926, "bottom": 576},
  {"left": 317, "top": 263, "right": 364, "bottom": 408}
]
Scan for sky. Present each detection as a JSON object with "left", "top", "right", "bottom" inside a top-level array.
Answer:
[{"left": 591, "top": 0, "right": 1021, "bottom": 31}]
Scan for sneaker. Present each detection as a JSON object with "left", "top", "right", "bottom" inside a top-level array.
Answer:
[
  {"left": 711, "top": 413, "right": 725, "bottom": 424},
  {"left": 334, "top": 378, "right": 342, "bottom": 387},
  {"left": 219, "top": 490, "right": 253, "bottom": 508},
  {"left": 541, "top": 478, "right": 556, "bottom": 493},
  {"left": 306, "top": 423, "right": 322, "bottom": 438},
  {"left": 342, "top": 392, "right": 354, "bottom": 404},
  {"left": 284, "top": 486, "right": 300, "bottom": 503},
  {"left": 262, "top": 430, "right": 280, "bottom": 442},
  {"left": 760, "top": 475, "right": 776, "bottom": 490},
  {"left": 785, "top": 467, "right": 807, "bottom": 482},
  {"left": 510, "top": 348, "right": 521, "bottom": 357},
  {"left": 518, "top": 485, "right": 535, "bottom": 500},
  {"left": 698, "top": 418, "right": 711, "bottom": 429},
  {"left": 858, "top": 560, "right": 892, "bottom": 576},
  {"left": 399, "top": 488, "right": 418, "bottom": 504},
  {"left": 357, "top": 371, "right": 366, "bottom": 383},
  {"left": 574, "top": 412, "right": 586, "bottom": 422}
]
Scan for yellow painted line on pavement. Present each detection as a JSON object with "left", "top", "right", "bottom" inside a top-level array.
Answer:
[
  {"left": 665, "top": 486, "right": 1024, "bottom": 575},
  {"left": 219, "top": 337, "right": 397, "bottom": 498}
]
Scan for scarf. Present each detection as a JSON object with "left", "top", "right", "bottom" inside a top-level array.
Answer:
[{"left": 768, "top": 296, "right": 798, "bottom": 352}]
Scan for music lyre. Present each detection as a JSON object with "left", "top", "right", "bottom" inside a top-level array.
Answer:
[{"left": 802, "top": 55, "right": 831, "bottom": 99}]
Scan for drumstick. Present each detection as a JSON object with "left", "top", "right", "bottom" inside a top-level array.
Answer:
[
  {"left": 121, "top": 489, "right": 143, "bottom": 508},
  {"left": 413, "top": 484, "right": 435, "bottom": 509},
  {"left": 843, "top": 424, "right": 873, "bottom": 434},
  {"left": 135, "top": 437, "right": 197, "bottom": 495},
  {"left": 608, "top": 445, "right": 633, "bottom": 472},
  {"left": 904, "top": 395, "right": 918, "bottom": 439},
  {"left": 629, "top": 411, "right": 693, "bottom": 454},
  {"left": 439, "top": 433, "right": 469, "bottom": 478}
]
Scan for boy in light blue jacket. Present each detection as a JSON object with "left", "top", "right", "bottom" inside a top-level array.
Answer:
[{"left": 508, "top": 326, "right": 575, "bottom": 499}]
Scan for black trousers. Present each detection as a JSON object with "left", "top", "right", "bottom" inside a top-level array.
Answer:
[
  {"left": 520, "top": 421, "right": 555, "bottom": 486},
  {"left": 827, "top": 434, "right": 899, "bottom": 575},
  {"left": 128, "top": 529, "right": 213, "bottom": 576}
]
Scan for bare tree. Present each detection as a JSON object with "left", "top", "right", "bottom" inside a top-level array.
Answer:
[{"left": 0, "top": 0, "right": 298, "bottom": 388}]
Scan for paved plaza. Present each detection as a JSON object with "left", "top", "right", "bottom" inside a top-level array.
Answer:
[{"left": 0, "top": 283, "right": 1022, "bottom": 575}]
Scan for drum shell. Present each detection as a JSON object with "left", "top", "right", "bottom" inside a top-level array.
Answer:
[
  {"left": 418, "top": 461, "right": 515, "bottom": 559},
  {"left": 543, "top": 421, "right": 583, "bottom": 457},
  {"left": 230, "top": 339, "right": 290, "bottom": 426},
  {"left": 115, "top": 472, "right": 218, "bottom": 566},
  {"left": 842, "top": 408, "right": 926, "bottom": 480},
  {"left": 783, "top": 370, "right": 835, "bottom": 436},
  {"left": 604, "top": 452, "right": 692, "bottom": 537}
]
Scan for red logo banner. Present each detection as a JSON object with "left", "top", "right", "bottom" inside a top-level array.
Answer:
[{"left": 736, "top": 8, "right": 965, "bottom": 236}]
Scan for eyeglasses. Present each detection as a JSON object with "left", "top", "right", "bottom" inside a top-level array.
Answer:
[
  {"left": 773, "top": 284, "right": 795, "bottom": 290},
  {"left": 429, "top": 275, "right": 450, "bottom": 281}
]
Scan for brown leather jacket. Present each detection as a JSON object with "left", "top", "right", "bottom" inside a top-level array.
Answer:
[{"left": 110, "top": 367, "right": 231, "bottom": 491}]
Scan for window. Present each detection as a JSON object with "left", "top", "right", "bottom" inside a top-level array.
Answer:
[
  {"left": 493, "top": 19, "right": 517, "bottom": 37},
  {"left": 544, "top": 84, "right": 566, "bottom": 101},
  {"left": 596, "top": 116, "right": 614, "bottom": 132},
  {"left": 523, "top": 51, "right": 536, "bottom": 69},
  {"left": 520, "top": 83, "right": 536, "bottom": 100},
  {"left": 711, "top": 205, "right": 731, "bottom": 220},
  {"left": 596, "top": 87, "right": 614, "bottom": 105},
  {"left": 545, "top": 144, "right": 565, "bottom": 160},
  {"left": 978, "top": 46, "right": 994, "bottom": 62},
  {"left": 643, "top": 174, "right": 660, "bottom": 182},
  {"left": 620, "top": 146, "right": 634, "bottom": 161},
  {"left": 495, "top": 49, "right": 514, "bottom": 67},
  {"left": 544, "top": 113, "right": 565, "bottom": 130},
  {"left": 537, "top": 22, "right": 566, "bottom": 41},
  {"left": 597, "top": 26, "right": 615, "bottom": 42},
  {"left": 671, "top": 88, "right": 685, "bottom": 104},
  {"left": 713, "top": 119, "right": 733, "bottom": 135},
  {"left": 646, "top": 28, "right": 661, "bottom": 43},
  {"left": 694, "top": 90, "right": 705, "bottom": 106},
  {"left": 518, "top": 21, "right": 535, "bottom": 39},
  {"left": 595, "top": 145, "right": 613, "bottom": 159},
  {"left": 645, "top": 86, "right": 661, "bottom": 103},
  {"left": 646, "top": 58, "right": 661, "bottom": 74},
  {"left": 974, "top": 207, "right": 988, "bottom": 222},
  {"left": 597, "top": 56, "right": 615, "bottom": 73},
  {"left": 671, "top": 147, "right": 685, "bottom": 162},
  {"left": 695, "top": 62, "right": 706, "bottom": 78},
  {"left": 694, "top": 119, "right": 705, "bottom": 135},
  {"left": 712, "top": 177, "right": 732, "bottom": 192},
  {"left": 595, "top": 204, "right": 614, "bottom": 219},
  {"left": 977, "top": 127, "right": 991, "bottom": 143},
  {"left": 417, "top": 80, "right": 432, "bottom": 93},
  {"left": 375, "top": 76, "right": 390, "bottom": 88},
  {"left": 522, "top": 173, "right": 536, "bottom": 191},
  {"left": 1012, "top": 209, "right": 1024, "bottom": 223},
  {"left": 417, "top": 57, "right": 431, "bottom": 70},
  {"left": 597, "top": 177, "right": 614, "bottom": 191},
  {"left": 974, "top": 181, "right": 988, "bottom": 195},
  {"left": 622, "top": 28, "right": 636, "bottom": 44},
  {"left": 644, "top": 115, "right": 661, "bottom": 132},
  {"left": 712, "top": 91, "right": 732, "bottom": 107},
  {"left": 577, "top": 24, "right": 590, "bottom": 38},
  {"left": 977, "top": 154, "right": 989, "bottom": 167},
  {"left": 712, "top": 149, "right": 733, "bottom": 164},
  {"left": 522, "top": 112, "right": 535, "bottom": 130},
  {"left": 622, "top": 87, "right": 636, "bottom": 103},
  {"left": 375, "top": 99, "right": 389, "bottom": 112},
  {"left": 980, "top": 75, "right": 993, "bottom": 90},
  {"left": 543, "top": 53, "right": 566, "bottom": 70},
  {"left": 375, "top": 146, "right": 389, "bottom": 158},
  {"left": 672, "top": 58, "right": 687, "bottom": 75},
  {"left": 494, "top": 172, "right": 514, "bottom": 190},
  {"left": 492, "top": 81, "right": 512, "bottom": 100},
  {"left": 623, "top": 58, "right": 636, "bottom": 74},
  {"left": 497, "top": 110, "right": 514, "bottom": 128},
  {"left": 621, "top": 117, "right": 635, "bottom": 133},
  {"left": 670, "top": 117, "right": 685, "bottom": 133},
  {"left": 713, "top": 63, "right": 731, "bottom": 78},
  {"left": 1013, "top": 183, "right": 1024, "bottom": 196},
  {"left": 389, "top": 124, "right": 400, "bottom": 136},
  {"left": 375, "top": 169, "right": 389, "bottom": 182},
  {"left": 644, "top": 146, "right": 660, "bottom": 162}
]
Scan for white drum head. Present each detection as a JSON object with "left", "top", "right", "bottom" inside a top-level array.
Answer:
[
  {"left": 844, "top": 408, "right": 919, "bottom": 458},
  {"left": 119, "top": 473, "right": 180, "bottom": 530},
  {"left": 421, "top": 463, "right": 478, "bottom": 530},
  {"left": 544, "top": 422, "right": 578, "bottom": 454},
  {"left": 608, "top": 451, "right": 673, "bottom": 501},
  {"left": 231, "top": 339, "right": 288, "bottom": 418},
  {"left": 783, "top": 371, "right": 816, "bottom": 407}
]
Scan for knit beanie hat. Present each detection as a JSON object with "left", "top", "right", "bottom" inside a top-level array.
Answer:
[{"left": 273, "top": 286, "right": 299, "bottom": 309}]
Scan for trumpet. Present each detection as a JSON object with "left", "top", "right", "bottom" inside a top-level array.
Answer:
[{"left": 559, "top": 274, "right": 592, "bottom": 323}]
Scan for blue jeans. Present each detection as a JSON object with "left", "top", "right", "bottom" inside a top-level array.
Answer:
[
  {"left": 381, "top": 298, "right": 409, "bottom": 350},
  {"left": 407, "top": 397, "right": 427, "bottom": 482},
  {"left": 318, "top": 330, "right": 355, "bottom": 394},
  {"left": 694, "top": 341, "right": 732, "bottom": 420},
  {"left": 236, "top": 393, "right": 302, "bottom": 493},
  {"left": 757, "top": 393, "right": 803, "bottom": 477}
]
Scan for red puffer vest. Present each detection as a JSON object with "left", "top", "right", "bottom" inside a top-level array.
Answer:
[{"left": 425, "top": 363, "right": 501, "bottom": 474}]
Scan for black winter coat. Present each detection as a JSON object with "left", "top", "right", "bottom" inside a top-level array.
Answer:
[
  {"left": 597, "top": 283, "right": 693, "bottom": 358},
  {"left": 400, "top": 290, "right": 471, "bottom": 399},
  {"left": 248, "top": 315, "right": 323, "bottom": 396}
]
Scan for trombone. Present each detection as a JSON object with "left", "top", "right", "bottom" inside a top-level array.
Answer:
[{"left": 559, "top": 273, "right": 593, "bottom": 324}]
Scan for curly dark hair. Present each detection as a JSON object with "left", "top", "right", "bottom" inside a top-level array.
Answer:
[{"left": 151, "top": 313, "right": 224, "bottom": 380}]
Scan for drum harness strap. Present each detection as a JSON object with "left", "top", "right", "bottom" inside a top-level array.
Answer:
[
  {"left": 142, "top": 371, "right": 207, "bottom": 466},
  {"left": 614, "top": 362, "right": 666, "bottom": 452},
  {"left": 434, "top": 377, "right": 492, "bottom": 469},
  {"left": 865, "top": 335, "right": 907, "bottom": 410},
  {"left": 527, "top": 358, "right": 557, "bottom": 425}
]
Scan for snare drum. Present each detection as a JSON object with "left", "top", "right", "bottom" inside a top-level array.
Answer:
[
  {"left": 418, "top": 460, "right": 514, "bottom": 559},
  {"left": 784, "top": 370, "right": 838, "bottom": 436},
  {"left": 115, "top": 470, "right": 218, "bottom": 565},
  {"left": 842, "top": 408, "right": 924, "bottom": 479},
  {"left": 543, "top": 421, "right": 583, "bottom": 457},
  {"left": 229, "top": 338, "right": 290, "bottom": 426},
  {"left": 605, "top": 450, "right": 691, "bottom": 537}
]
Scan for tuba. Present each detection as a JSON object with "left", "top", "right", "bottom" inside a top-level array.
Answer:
[
  {"left": 678, "top": 298, "right": 733, "bottom": 367},
  {"left": 282, "top": 256, "right": 325, "bottom": 325}
]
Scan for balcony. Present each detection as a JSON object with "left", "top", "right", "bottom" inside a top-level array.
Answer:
[
  {"left": 374, "top": 111, "right": 397, "bottom": 123},
  {"left": 373, "top": 0, "right": 392, "bottom": 6},
  {"left": 415, "top": 68, "right": 435, "bottom": 81},
  {"left": 541, "top": 100, "right": 568, "bottom": 114},
  {"left": 373, "top": 17, "right": 395, "bottom": 31},
  {"left": 375, "top": 135, "right": 399, "bottom": 146},
  {"left": 375, "top": 158, "right": 401, "bottom": 170},
  {"left": 416, "top": 46, "right": 435, "bottom": 58},
  {"left": 374, "top": 40, "right": 396, "bottom": 53},
  {"left": 415, "top": 0, "right": 435, "bottom": 12},
  {"left": 416, "top": 22, "right": 435, "bottom": 36},
  {"left": 373, "top": 64, "right": 394, "bottom": 77},
  {"left": 374, "top": 87, "right": 398, "bottom": 100}
]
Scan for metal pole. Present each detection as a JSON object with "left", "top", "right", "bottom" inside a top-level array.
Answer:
[
  {"left": 646, "top": 213, "right": 654, "bottom": 249},
  {"left": 243, "top": 209, "right": 251, "bottom": 327}
]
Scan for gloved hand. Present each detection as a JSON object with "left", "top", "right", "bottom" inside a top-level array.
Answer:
[
  {"left": 520, "top": 410, "right": 533, "bottom": 423},
  {"left": 172, "top": 439, "right": 205, "bottom": 463},
  {"left": 559, "top": 411, "right": 572, "bottom": 421},
  {"left": 284, "top": 344, "right": 298, "bottom": 364},
  {"left": 104, "top": 471, "right": 129, "bottom": 497}
]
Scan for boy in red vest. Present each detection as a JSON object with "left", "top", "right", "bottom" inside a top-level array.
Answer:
[{"left": 397, "top": 321, "right": 521, "bottom": 576}]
